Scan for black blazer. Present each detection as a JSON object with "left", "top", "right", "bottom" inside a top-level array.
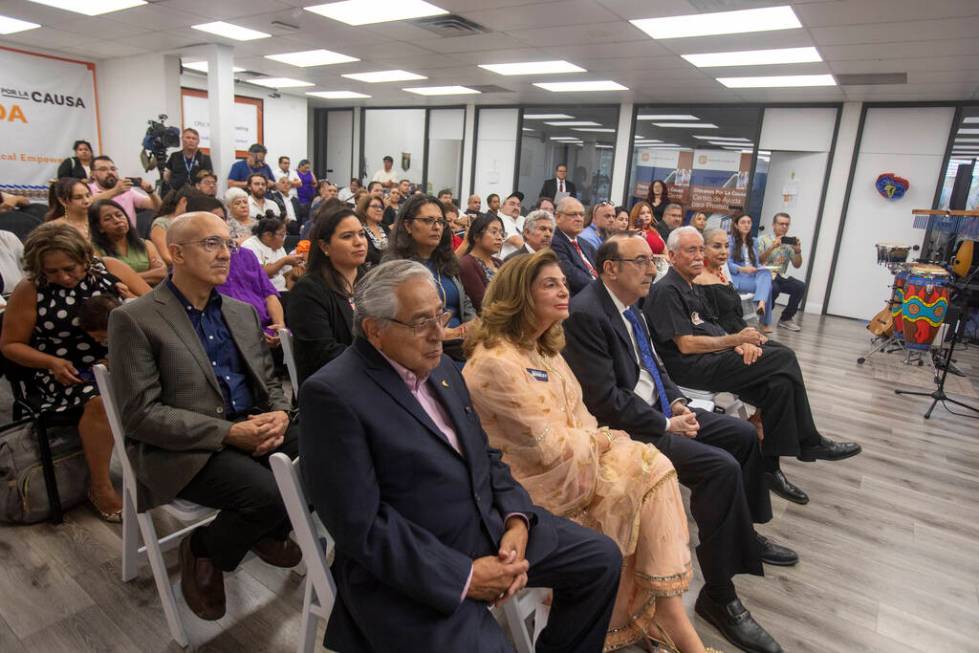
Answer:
[
  {"left": 539, "top": 178, "right": 577, "bottom": 199},
  {"left": 503, "top": 244, "right": 532, "bottom": 262},
  {"left": 299, "top": 338, "right": 557, "bottom": 651},
  {"left": 550, "top": 228, "right": 597, "bottom": 295},
  {"left": 56, "top": 157, "right": 88, "bottom": 180},
  {"left": 284, "top": 273, "right": 353, "bottom": 386},
  {"left": 563, "top": 279, "right": 684, "bottom": 444}
]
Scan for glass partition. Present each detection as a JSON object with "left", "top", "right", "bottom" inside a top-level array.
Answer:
[{"left": 425, "top": 108, "right": 465, "bottom": 198}]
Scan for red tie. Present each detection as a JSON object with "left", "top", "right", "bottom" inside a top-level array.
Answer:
[
  {"left": 559, "top": 180, "right": 564, "bottom": 193},
  {"left": 572, "top": 239, "right": 597, "bottom": 278}
]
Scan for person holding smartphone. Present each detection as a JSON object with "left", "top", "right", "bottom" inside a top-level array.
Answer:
[
  {"left": 89, "top": 155, "right": 161, "bottom": 226},
  {"left": 757, "top": 212, "right": 805, "bottom": 332}
]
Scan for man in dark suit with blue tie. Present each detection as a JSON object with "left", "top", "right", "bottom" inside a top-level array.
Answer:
[
  {"left": 299, "top": 259, "right": 621, "bottom": 652},
  {"left": 549, "top": 196, "right": 598, "bottom": 295},
  {"left": 562, "top": 234, "right": 796, "bottom": 653}
]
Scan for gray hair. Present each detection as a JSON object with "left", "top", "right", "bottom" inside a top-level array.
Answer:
[
  {"left": 702, "top": 227, "right": 727, "bottom": 244},
  {"left": 224, "top": 186, "right": 248, "bottom": 205},
  {"left": 666, "top": 225, "right": 703, "bottom": 252},
  {"left": 523, "top": 209, "right": 555, "bottom": 233},
  {"left": 555, "top": 196, "right": 583, "bottom": 215},
  {"left": 664, "top": 202, "right": 684, "bottom": 214},
  {"left": 352, "top": 260, "right": 437, "bottom": 337}
]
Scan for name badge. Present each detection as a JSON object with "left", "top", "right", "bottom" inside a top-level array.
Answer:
[
  {"left": 690, "top": 311, "right": 704, "bottom": 326},
  {"left": 526, "top": 368, "right": 549, "bottom": 382}
]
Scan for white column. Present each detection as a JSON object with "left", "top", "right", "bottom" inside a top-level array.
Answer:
[
  {"left": 460, "top": 103, "right": 476, "bottom": 195},
  {"left": 351, "top": 107, "right": 362, "bottom": 179},
  {"left": 205, "top": 44, "right": 235, "bottom": 196},
  {"left": 609, "top": 102, "right": 634, "bottom": 205}
]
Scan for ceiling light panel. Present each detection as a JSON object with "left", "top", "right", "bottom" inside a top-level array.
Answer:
[
  {"left": 248, "top": 77, "right": 314, "bottom": 88},
  {"left": 653, "top": 122, "right": 718, "bottom": 128},
  {"left": 306, "top": 91, "right": 371, "bottom": 99},
  {"left": 961, "top": 117, "right": 979, "bottom": 124},
  {"left": 524, "top": 114, "right": 574, "bottom": 120},
  {"left": 305, "top": 0, "right": 448, "bottom": 26},
  {"left": 479, "top": 60, "right": 585, "bottom": 76},
  {"left": 27, "top": 0, "right": 145, "bottom": 15},
  {"left": 182, "top": 61, "right": 246, "bottom": 73},
  {"left": 682, "top": 47, "right": 821, "bottom": 68},
  {"left": 717, "top": 74, "right": 836, "bottom": 88},
  {"left": 192, "top": 21, "right": 270, "bottom": 41},
  {"left": 0, "top": 14, "right": 40, "bottom": 33},
  {"left": 630, "top": 6, "right": 801, "bottom": 39},
  {"left": 533, "top": 81, "right": 628, "bottom": 92},
  {"left": 543, "top": 121, "right": 601, "bottom": 126},
  {"left": 403, "top": 86, "right": 479, "bottom": 96},
  {"left": 693, "top": 135, "right": 751, "bottom": 141},
  {"left": 957, "top": 129, "right": 979, "bottom": 135},
  {"left": 572, "top": 128, "right": 615, "bottom": 133},
  {"left": 343, "top": 70, "right": 426, "bottom": 83},
  {"left": 637, "top": 114, "right": 699, "bottom": 120},
  {"left": 266, "top": 49, "right": 359, "bottom": 67}
]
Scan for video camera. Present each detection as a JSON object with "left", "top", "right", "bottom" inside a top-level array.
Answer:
[{"left": 140, "top": 114, "right": 180, "bottom": 178}]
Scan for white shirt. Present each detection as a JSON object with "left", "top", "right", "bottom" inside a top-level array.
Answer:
[
  {"left": 372, "top": 167, "right": 398, "bottom": 184},
  {"left": 0, "top": 230, "right": 24, "bottom": 296},
  {"left": 337, "top": 186, "right": 358, "bottom": 204},
  {"left": 499, "top": 213, "right": 525, "bottom": 259},
  {"left": 248, "top": 195, "right": 281, "bottom": 220},
  {"left": 273, "top": 168, "right": 300, "bottom": 199},
  {"left": 604, "top": 282, "right": 671, "bottom": 429},
  {"left": 241, "top": 235, "right": 291, "bottom": 291}
]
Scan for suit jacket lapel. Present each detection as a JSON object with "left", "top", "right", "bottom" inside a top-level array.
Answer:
[
  {"left": 220, "top": 300, "right": 267, "bottom": 398},
  {"left": 153, "top": 285, "right": 223, "bottom": 397},
  {"left": 596, "top": 283, "right": 636, "bottom": 354},
  {"left": 427, "top": 366, "right": 474, "bottom": 465}
]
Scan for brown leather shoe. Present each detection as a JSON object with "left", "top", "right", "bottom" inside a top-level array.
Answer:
[
  {"left": 179, "top": 535, "right": 226, "bottom": 621},
  {"left": 251, "top": 537, "right": 302, "bottom": 568}
]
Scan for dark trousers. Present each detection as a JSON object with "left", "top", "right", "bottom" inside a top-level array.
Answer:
[
  {"left": 667, "top": 343, "right": 821, "bottom": 458},
  {"left": 773, "top": 274, "right": 806, "bottom": 321},
  {"left": 639, "top": 409, "right": 769, "bottom": 593},
  {"left": 177, "top": 421, "right": 300, "bottom": 571}
]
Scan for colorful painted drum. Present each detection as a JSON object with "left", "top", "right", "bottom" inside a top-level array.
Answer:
[
  {"left": 890, "top": 271, "right": 907, "bottom": 340},
  {"left": 900, "top": 264, "right": 950, "bottom": 350}
]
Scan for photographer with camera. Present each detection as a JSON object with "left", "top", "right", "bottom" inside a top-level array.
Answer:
[
  {"left": 228, "top": 143, "right": 275, "bottom": 189},
  {"left": 757, "top": 212, "right": 805, "bottom": 332},
  {"left": 89, "top": 155, "right": 161, "bottom": 226},
  {"left": 163, "top": 128, "right": 212, "bottom": 192}
]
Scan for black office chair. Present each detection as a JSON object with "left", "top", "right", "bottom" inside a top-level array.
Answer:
[
  {"left": 136, "top": 209, "right": 156, "bottom": 240},
  {"left": 2, "top": 210, "right": 42, "bottom": 242}
]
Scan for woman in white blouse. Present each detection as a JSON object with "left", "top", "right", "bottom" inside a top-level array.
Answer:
[{"left": 241, "top": 216, "right": 304, "bottom": 291}]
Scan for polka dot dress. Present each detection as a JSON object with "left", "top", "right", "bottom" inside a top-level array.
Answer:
[{"left": 33, "top": 259, "right": 118, "bottom": 412}]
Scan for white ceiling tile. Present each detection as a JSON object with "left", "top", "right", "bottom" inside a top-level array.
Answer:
[
  {"left": 460, "top": 0, "right": 621, "bottom": 31},
  {"left": 545, "top": 40, "right": 671, "bottom": 59},
  {"left": 413, "top": 32, "right": 531, "bottom": 53},
  {"left": 820, "top": 37, "right": 979, "bottom": 61},
  {"left": 162, "top": 0, "right": 295, "bottom": 20},
  {"left": 795, "top": 0, "right": 979, "bottom": 28},
  {"left": 505, "top": 21, "right": 648, "bottom": 47},
  {"left": 810, "top": 16, "right": 979, "bottom": 46}
]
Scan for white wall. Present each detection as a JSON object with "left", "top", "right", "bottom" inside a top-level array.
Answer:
[
  {"left": 426, "top": 108, "right": 465, "bottom": 196},
  {"left": 827, "top": 106, "right": 955, "bottom": 320},
  {"left": 325, "top": 109, "right": 353, "bottom": 184},
  {"left": 473, "top": 108, "right": 518, "bottom": 206},
  {"left": 363, "top": 109, "right": 426, "bottom": 184}
]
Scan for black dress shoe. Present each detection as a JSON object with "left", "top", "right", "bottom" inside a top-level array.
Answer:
[
  {"left": 755, "top": 533, "right": 799, "bottom": 566},
  {"left": 798, "top": 437, "right": 862, "bottom": 462},
  {"left": 764, "top": 470, "right": 809, "bottom": 505},
  {"left": 695, "top": 588, "right": 783, "bottom": 653}
]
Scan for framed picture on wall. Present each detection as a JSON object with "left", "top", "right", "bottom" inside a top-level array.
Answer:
[{"left": 180, "top": 87, "right": 264, "bottom": 159}]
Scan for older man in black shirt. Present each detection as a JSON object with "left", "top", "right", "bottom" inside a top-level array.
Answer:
[{"left": 645, "top": 226, "right": 861, "bottom": 508}]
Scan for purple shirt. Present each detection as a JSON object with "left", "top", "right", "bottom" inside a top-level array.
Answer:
[{"left": 217, "top": 247, "right": 279, "bottom": 328}]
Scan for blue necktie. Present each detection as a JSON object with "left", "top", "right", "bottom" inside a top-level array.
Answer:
[{"left": 624, "top": 307, "right": 672, "bottom": 418}]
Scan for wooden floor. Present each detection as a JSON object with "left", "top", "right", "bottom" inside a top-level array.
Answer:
[{"left": 0, "top": 314, "right": 977, "bottom": 653}]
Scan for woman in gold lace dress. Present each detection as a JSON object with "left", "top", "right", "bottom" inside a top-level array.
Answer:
[{"left": 463, "top": 250, "right": 713, "bottom": 653}]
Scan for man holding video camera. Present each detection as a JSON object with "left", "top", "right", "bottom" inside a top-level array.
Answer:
[
  {"left": 89, "top": 155, "right": 161, "bottom": 226},
  {"left": 757, "top": 212, "right": 805, "bottom": 332}
]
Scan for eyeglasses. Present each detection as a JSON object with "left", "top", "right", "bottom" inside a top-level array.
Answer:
[
  {"left": 559, "top": 211, "right": 585, "bottom": 217},
  {"left": 612, "top": 256, "right": 656, "bottom": 268},
  {"left": 177, "top": 237, "right": 239, "bottom": 253},
  {"left": 412, "top": 216, "right": 448, "bottom": 229},
  {"left": 387, "top": 310, "right": 451, "bottom": 336}
]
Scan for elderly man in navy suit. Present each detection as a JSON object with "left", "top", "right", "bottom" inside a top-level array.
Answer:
[
  {"left": 299, "top": 259, "right": 621, "bottom": 652},
  {"left": 549, "top": 196, "right": 598, "bottom": 295}
]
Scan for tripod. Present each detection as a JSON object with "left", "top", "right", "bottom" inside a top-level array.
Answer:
[{"left": 894, "top": 269, "right": 979, "bottom": 419}]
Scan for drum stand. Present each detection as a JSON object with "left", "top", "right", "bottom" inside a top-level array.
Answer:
[{"left": 857, "top": 332, "right": 904, "bottom": 365}]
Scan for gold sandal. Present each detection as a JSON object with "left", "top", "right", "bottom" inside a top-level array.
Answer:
[
  {"left": 87, "top": 491, "right": 122, "bottom": 523},
  {"left": 648, "top": 622, "right": 725, "bottom": 653}
]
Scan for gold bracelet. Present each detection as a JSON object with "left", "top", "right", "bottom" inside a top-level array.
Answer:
[{"left": 600, "top": 430, "right": 615, "bottom": 445}]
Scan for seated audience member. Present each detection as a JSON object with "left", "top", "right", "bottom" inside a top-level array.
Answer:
[
  {"left": 690, "top": 211, "right": 708, "bottom": 233},
  {"left": 463, "top": 251, "right": 704, "bottom": 652},
  {"left": 300, "top": 259, "right": 621, "bottom": 652},
  {"left": 579, "top": 201, "right": 614, "bottom": 250},
  {"left": 647, "top": 179, "right": 668, "bottom": 223},
  {"left": 108, "top": 212, "right": 301, "bottom": 621},
  {"left": 1, "top": 190, "right": 31, "bottom": 213},
  {"left": 466, "top": 193, "right": 482, "bottom": 214},
  {"left": 164, "top": 128, "right": 212, "bottom": 192},
  {"left": 371, "top": 155, "right": 398, "bottom": 188},
  {"left": 150, "top": 186, "right": 198, "bottom": 267},
  {"left": 534, "top": 196, "right": 556, "bottom": 215},
  {"left": 630, "top": 201, "right": 666, "bottom": 254},
  {"left": 458, "top": 214, "right": 504, "bottom": 313},
  {"left": 382, "top": 195, "right": 476, "bottom": 360},
  {"left": 89, "top": 156, "right": 161, "bottom": 225},
  {"left": 1, "top": 223, "right": 150, "bottom": 522},
  {"left": 78, "top": 293, "right": 122, "bottom": 347},
  {"left": 366, "top": 180, "right": 384, "bottom": 199},
  {"left": 241, "top": 217, "right": 304, "bottom": 292},
  {"left": 498, "top": 192, "right": 526, "bottom": 258},
  {"left": 356, "top": 193, "right": 388, "bottom": 267},
  {"left": 381, "top": 187, "right": 404, "bottom": 229},
  {"left": 296, "top": 160, "right": 317, "bottom": 208},
  {"left": 563, "top": 234, "right": 792, "bottom": 653},
  {"left": 697, "top": 227, "right": 757, "bottom": 334},
  {"left": 645, "top": 227, "right": 861, "bottom": 506},
  {"left": 268, "top": 175, "right": 299, "bottom": 232},
  {"left": 0, "top": 230, "right": 25, "bottom": 296},
  {"left": 337, "top": 177, "right": 361, "bottom": 204},
  {"left": 728, "top": 214, "right": 774, "bottom": 332},
  {"left": 550, "top": 197, "right": 598, "bottom": 295},
  {"left": 46, "top": 177, "right": 94, "bottom": 238},
  {"left": 539, "top": 162, "right": 577, "bottom": 200},
  {"left": 436, "top": 188, "right": 454, "bottom": 206},
  {"left": 757, "top": 212, "right": 806, "bottom": 332},
  {"left": 193, "top": 169, "right": 218, "bottom": 197},
  {"left": 610, "top": 206, "right": 631, "bottom": 236},
  {"left": 397, "top": 178, "right": 412, "bottom": 197},
  {"left": 445, "top": 203, "right": 469, "bottom": 253},
  {"left": 245, "top": 173, "right": 281, "bottom": 221},
  {"left": 656, "top": 202, "right": 684, "bottom": 242},
  {"left": 310, "top": 180, "right": 338, "bottom": 214},
  {"left": 272, "top": 156, "right": 301, "bottom": 199},
  {"left": 57, "top": 139, "right": 94, "bottom": 181},
  {"left": 185, "top": 193, "right": 227, "bottom": 220},
  {"left": 218, "top": 242, "right": 284, "bottom": 348},
  {"left": 89, "top": 200, "right": 166, "bottom": 286},
  {"left": 285, "top": 208, "right": 367, "bottom": 386},
  {"left": 485, "top": 193, "right": 501, "bottom": 216},
  {"left": 227, "top": 143, "right": 274, "bottom": 189},
  {"left": 224, "top": 187, "right": 257, "bottom": 243},
  {"left": 300, "top": 198, "right": 345, "bottom": 240},
  {"left": 504, "top": 209, "right": 554, "bottom": 262}
]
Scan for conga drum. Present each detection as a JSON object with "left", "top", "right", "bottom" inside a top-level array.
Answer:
[
  {"left": 900, "top": 264, "right": 950, "bottom": 350},
  {"left": 890, "top": 271, "right": 907, "bottom": 340}
]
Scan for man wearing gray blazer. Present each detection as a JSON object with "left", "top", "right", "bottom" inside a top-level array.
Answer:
[{"left": 108, "top": 212, "right": 301, "bottom": 622}]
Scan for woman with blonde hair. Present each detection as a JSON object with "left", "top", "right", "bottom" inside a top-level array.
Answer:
[{"left": 463, "top": 250, "right": 715, "bottom": 653}]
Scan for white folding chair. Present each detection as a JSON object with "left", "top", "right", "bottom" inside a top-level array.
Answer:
[
  {"left": 497, "top": 587, "right": 551, "bottom": 653},
  {"left": 269, "top": 453, "right": 336, "bottom": 653},
  {"left": 94, "top": 364, "right": 217, "bottom": 649},
  {"left": 278, "top": 328, "right": 300, "bottom": 400},
  {"left": 678, "top": 385, "right": 748, "bottom": 419},
  {"left": 740, "top": 292, "right": 759, "bottom": 324}
]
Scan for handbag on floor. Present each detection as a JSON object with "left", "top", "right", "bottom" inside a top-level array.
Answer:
[{"left": 0, "top": 419, "right": 88, "bottom": 524}]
